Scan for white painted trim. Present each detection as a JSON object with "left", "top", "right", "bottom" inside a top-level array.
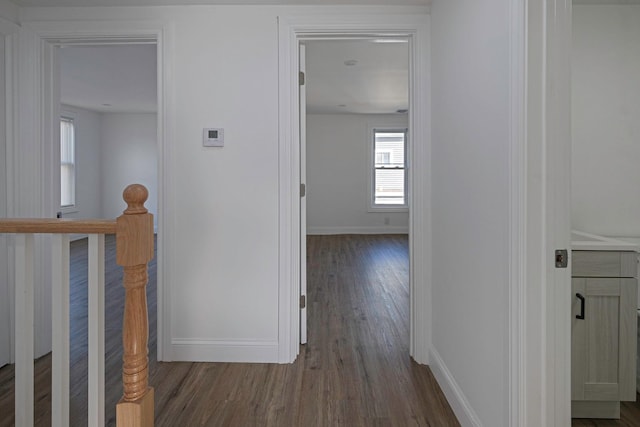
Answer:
[
  {"left": 1, "top": 22, "right": 17, "bottom": 367},
  {"left": 278, "top": 13, "right": 431, "bottom": 365},
  {"left": 367, "top": 124, "right": 409, "bottom": 212},
  {"left": 87, "top": 234, "right": 105, "bottom": 427},
  {"left": 171, "top": 339, "right": 279, "bottom": 363},
  {"left": 307, "top": 226, "right": 409, "bottom": 235},
  {"left": 429, "top": 347, "right": 482, "bottom": 427},
  {"left": 14, "top": 233, "right": 34, "bottom": 427},
  {"left": 17, "top": 19, "right": 172, "bottom": 361},
  {"left": 524, "top": 0, "right": 573, "bottom": 425},
  {"left": 509, "top": 0, "right": 527, "bottom": 426},
  {"left": 155, "top": 22, "right": 174, "bottom": 362},
  {"left": 544, "top": 1, "right": 573, "bottom": 425}
]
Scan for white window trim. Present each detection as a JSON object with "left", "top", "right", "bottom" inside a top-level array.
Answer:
[
  {"left": 60, "top": 115, "right": 77, "bottom": 214},
  {"left": 367, "top": 125, "right": 409, "bottom": 213}
]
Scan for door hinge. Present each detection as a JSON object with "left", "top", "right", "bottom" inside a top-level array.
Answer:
[
  {"left": 299, "top": 71, "right": 305, "bottom": 86},
  {"left": 555, "top": 249, "right": 568, "bottom": 268},
  {"left": 300, "top": 183, "right": 306, "bottom": 197},
  {"left": 300, "top": 295, "right": 306, "bottom": 309}
]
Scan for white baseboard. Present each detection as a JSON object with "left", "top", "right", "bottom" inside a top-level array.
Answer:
[
  {"left": 306, "top": 225, "right": 409, "bottom": 235},
  {"left": 429, "top": 347, "right": 483, "bottom": 427},
  {"left": 171, "top": 339, "right": 279, "bottom": 363}
]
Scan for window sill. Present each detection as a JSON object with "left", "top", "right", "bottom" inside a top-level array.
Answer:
[
  {"left": 60, "top": 206, "right": 79, "bottom": 215},
  {"left": 368, "top": 206, "right": 409, "bottom": 213}
]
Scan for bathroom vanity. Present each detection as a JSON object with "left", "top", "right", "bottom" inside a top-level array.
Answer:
[{"left": 571, "top": 231, "right": 639, "bottom": 419}]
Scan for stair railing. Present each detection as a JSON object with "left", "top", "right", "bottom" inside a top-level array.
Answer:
[{"left": 0, "top": 183, "right": 154, "bottom": 427}]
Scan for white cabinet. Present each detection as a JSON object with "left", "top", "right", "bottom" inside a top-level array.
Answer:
[{"left": 571, "top": 250, "right": 638, "bottom": 419}]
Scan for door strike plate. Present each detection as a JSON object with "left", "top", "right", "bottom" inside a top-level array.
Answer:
[{"left": 555, "top": 249, "right": 568, "bottom": 268}]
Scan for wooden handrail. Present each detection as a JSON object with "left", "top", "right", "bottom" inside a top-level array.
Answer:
[
  {"left": 115, "top": 184, "right": 155, "bottom": 427},
  {"left": 0, "top": 218, "right": 117, "bottom": 234}
]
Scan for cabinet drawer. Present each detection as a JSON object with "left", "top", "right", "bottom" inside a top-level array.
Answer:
[{"left": 572, "top": 251, "right": 637, "bottom": 278}]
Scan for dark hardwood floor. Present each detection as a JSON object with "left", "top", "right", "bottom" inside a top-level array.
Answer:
[
  {"left": 2, "top": 234, "right": 640, "bottom": 426},
  {"left": 572, "top": 395, "right": 640, "bottom": 427},
  {"left": 0, "top": 234, "right": 461, "bottom": 426}
]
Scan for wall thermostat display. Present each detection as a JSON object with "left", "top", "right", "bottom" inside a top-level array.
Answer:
[{"left": 203, "top": 128, "right": 224, "bottom": 147}]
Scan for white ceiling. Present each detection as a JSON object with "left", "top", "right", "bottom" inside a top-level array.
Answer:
[
  {"left": 59, "top": 44, "right": 157, "bottom": 113},
  {"left": 305, "top": 39, "right": 408, "bottom": 114},
  {"left": 11, "top": 0, "right": 428, "bottom": 6},
  {"left": 573, "top": 0, "right": 640, "bottom": 3},
  {"left": 59, "top": 39, "right": 407, "bottom": 115},
  {"left": 11, "top": 0, "right": 640, "bottom": 7}
]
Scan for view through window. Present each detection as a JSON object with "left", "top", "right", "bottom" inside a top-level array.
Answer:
[
  {"left": 373, "top": 129, "right": 407, "bottom": 207},
  {"left": 60, "top": 117, "right": 75, "bottom": 208}
]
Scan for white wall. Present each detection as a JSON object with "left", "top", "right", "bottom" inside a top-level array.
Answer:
[
  {"left": 17, "top": 5, "right": 429, "bottom": 362},
  {"left": 100, "top": 113, "right": 157, "bottom": 227},
  {"left": 430, "top": 0, "right": 510, "bottom": 425},
  {"left": 0, "top": 0, "right": 18, "bottom": 25},
  {"left": 306, "top": 113, "right": 408, "bottom": 234},
  {"left": 572, "top": 5, "right": 640, "bottom": 238},
  {"left": 60, "top": 105, "right": 102, "bottom": 219}
]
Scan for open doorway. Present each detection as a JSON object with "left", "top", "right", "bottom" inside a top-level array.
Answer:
[
  {"left": 302, "top": 38, "right": 411, "bottom": 348},
  {"left": 57, "top": 44, "right": 158, "bottom": 225},
  {"left": 56, "top": 42, "right": 159, "bottom": 422},
  {"left": 277, "top": 15, "right": 430, "bottom": 364}
]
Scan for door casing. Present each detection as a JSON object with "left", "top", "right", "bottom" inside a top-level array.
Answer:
[
  {"left": 277, "top": 14, "right": 432, "bottom": 364},
  {"left": 14, "top": 19, "right": 172, "bottom": 361}
]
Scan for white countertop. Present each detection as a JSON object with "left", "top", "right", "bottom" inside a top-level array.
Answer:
[{"left": 571, "top": 230, "right": 640, "bottom": 252}]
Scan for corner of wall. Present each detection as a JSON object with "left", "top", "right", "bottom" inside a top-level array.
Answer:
[
  {"left": 0, "top": 0, "right": 19, "bottom": 27},
  {"left": 429, "top": 346, "right": 483, "bottom": 427}
]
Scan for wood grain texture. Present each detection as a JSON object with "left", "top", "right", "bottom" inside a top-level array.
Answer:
[
  {"left": 0, "top": 218, "right": 116, "bottom": 234},
  {"left": 0, "top": 234, "right": 462, "bottom": 426},
  {"left": 572, "top": 251, "right": 637, "bottom": 278},
  {"left": 116, "top": 184, "right": 155, "bottom": 425}
]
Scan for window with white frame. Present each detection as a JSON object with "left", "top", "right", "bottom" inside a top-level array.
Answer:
[
  {"left": 60, "top": 117, "right": 75, "bottom": 208},
  {"left": 371, "top": 129, "right": 407, "bottom": 209}
]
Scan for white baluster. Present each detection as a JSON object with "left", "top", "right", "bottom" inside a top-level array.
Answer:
[
  {"left": 88, "top": 234, "right": 105, "bottom": 427},
  {"left": 51, "top": 234, "right": 70, "bottom": 427},
  {"left": 15, "top": 233, "right": 34, "bottom": 426}
]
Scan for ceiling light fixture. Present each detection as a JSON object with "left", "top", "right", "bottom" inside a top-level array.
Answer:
[{"left": 371, "top": 39, "right": 409, "bottom": 44}]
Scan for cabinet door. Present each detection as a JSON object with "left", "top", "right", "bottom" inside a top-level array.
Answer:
[{"left": 571, "top": 278, "right": 637, "bottom": 402}]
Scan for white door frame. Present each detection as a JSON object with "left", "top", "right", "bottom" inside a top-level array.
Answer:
[
  {"left": 543, "top": 0, "right": 573, "bottom": 424},
  {"left": 298, "top": 42, "right": 307, "bottom": 345},
  {"left": 523, "top": 0, "right": 573, "bottom": 425},
  {"left": 0, "top": 17, "right": 19, "bottom": 367},
  {"left": 15, "top": 19, "right": 173, "bottom": 361},
  {"left": 277, "top": 14, "right": 431, "bottom": 364}
]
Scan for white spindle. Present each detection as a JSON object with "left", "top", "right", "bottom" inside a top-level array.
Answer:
[
  {"left": 88, "top": 234, "right": 105, "bottom": 427},
  {"left": 15, "top": 233, "right": 34, "bottom": 426},
  {"left": 51, "top": 234, "right": 70, "bottom": 427}
]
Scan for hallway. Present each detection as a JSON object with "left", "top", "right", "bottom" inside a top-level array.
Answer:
[{"left": 0, "top": 234, "right": 459, "bottom": 426}]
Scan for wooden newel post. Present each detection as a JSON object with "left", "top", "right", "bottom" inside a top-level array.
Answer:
[{"left": 115, "top": 184, "right": 155, "bottom": 427}]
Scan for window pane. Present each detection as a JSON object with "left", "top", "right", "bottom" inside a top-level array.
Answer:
[
  {"left": 61, "top": 164, "right": 74, "bottom": 207},
  {"left": 60, "top": 118, "right": 75, "bottom": 207},
  {"left": 373, "top": 130, "right": 406, "bottom": 206},
  {"left": 375, "top": 168, "right": 405, "bottom": 205}
]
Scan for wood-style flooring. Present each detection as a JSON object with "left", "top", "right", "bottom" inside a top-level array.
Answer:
[
  {"left": 572, "top": 396, "right": 640, "bottom": 427},
  {"left": 0, "top": 234, "right": 460, "bottom": 426},
  {"left": 2, "top": 234, "right": 640, "bottom": 425}
]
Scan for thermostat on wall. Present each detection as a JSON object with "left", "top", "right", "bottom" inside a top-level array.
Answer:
[{"left": 203, "top": 128, "right": 224, "bottom": 147}]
